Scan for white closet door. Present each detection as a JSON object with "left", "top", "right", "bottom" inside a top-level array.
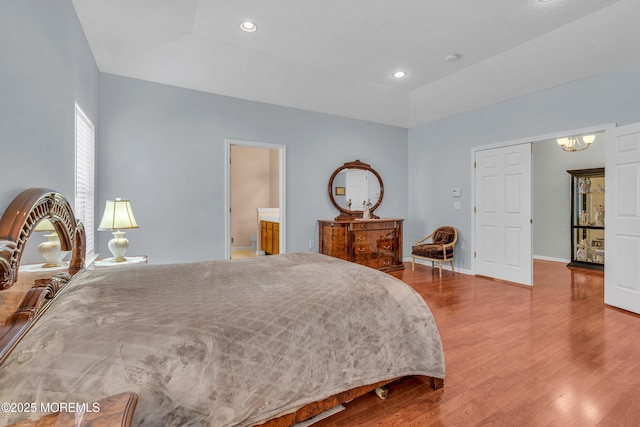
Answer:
[
  {"left": 475, "top": 143, "right": 532, "bottom": 286},
  {"left": 605, "top": 122, "right": 640, "bottom": 314}
]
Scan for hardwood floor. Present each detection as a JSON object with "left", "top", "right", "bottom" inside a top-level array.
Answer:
[{"left": 314, "top": 260, "right": 640, "bottom": 427}]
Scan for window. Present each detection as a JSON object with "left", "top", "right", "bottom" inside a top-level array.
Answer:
[{"left": 75, "top": 100, "right": 95, "bottom": 261}]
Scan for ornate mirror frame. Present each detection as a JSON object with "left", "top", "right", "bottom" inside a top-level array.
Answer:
[{"left": 328, "top": 160, "right": 384, "bottom": 220}]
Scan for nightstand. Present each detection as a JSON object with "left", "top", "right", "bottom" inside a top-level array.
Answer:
[
  {"left": 94, "top": 256, "right": 148, "bottom": 268},
  {"left": 19, "top": 262, "right": 70, "bottom": 273}
]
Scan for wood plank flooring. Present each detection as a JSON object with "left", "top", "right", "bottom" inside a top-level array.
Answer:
[{"left": 314, "top": 260, "right": 640, "bottom": 427}]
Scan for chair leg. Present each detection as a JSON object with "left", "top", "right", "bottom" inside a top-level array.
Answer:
[
  {"left": 450, "top": 259, "right": 455, "bottom": 274},
  {"left": 438, "top": 261, "right": 443, "bottom": 278},
  {"left": 412, "top": 256, "right": 415, "bottom": 271}
]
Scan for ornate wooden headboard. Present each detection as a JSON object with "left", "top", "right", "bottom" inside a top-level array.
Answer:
[
  {"left": 0, "top": 188, "right": 85, "bottom": 363},
  {"left": 0, "top": 188, "right": 85, "bottom": 290}
]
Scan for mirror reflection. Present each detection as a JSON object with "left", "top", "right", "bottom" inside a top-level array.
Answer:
[
  {"left": 332, "top": 169, "right": 381, "bottom": 211},
  {"left": 328, "top": 160, "right": 384, "bottom": 220}
]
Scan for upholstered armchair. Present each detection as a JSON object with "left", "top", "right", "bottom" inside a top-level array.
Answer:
[{"left": 411, "top": 226, "right": 458, "bottom": 277}]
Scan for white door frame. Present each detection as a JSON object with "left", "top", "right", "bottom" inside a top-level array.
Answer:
[
  {"left": 225, "top": 139, "right": 286, "bottom": 260},
  {"left": 471, "top": 123, "right": 615, "bottom": 279}
]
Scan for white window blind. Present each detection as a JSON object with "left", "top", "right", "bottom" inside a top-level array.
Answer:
[{"left": 75, "top": 101, "right": 95, "bottom": 261}]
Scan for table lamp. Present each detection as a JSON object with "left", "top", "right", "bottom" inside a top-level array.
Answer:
[
  {"left": 34, "top": 218, "right": 67, "bottom": 267},
  {"left": 97, "top": 198, "right": 139, "bottom": 262}
]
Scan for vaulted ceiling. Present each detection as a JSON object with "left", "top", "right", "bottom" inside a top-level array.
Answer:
[{"left": 72, "top": 0, "right": 640, "bottom": 127}]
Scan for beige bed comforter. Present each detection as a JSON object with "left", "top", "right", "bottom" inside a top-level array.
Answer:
[{"left": 0, "top": 252, "right": 445, "bottom": 426}]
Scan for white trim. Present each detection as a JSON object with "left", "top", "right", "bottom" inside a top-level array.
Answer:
[
  {"left": 470, "top": 122, "right": 615, "bottom": 278},
  {"left": 533, "top": 255, "right": 569, "bottom": 264},
  {"left": 405, "top": 257, "right": 473, "bottom": 276},
  {"left": 225, "top": 139, "right": 286, "bottom": 260},
  {"left": 474, "top": 123, "right": 617, "bottom": 152}
]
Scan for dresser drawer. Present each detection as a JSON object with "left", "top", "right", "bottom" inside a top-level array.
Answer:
[
  {"left": 352, "top": 231, "right": 373, "bottom": 244},
  {"left": 377, "top": 238, "right": 395, "bottom": 252},
  {"left": 350, "top": 220, "right": 397, "bottom": 231},
  {"left": 353, "top": 241, "right": 375, "bottom": 256},
  {"left": 378, "top": 254, "right": 395, "bottom": 269},
  {"left": 353, "top": 250, "right": 377, "bottom": 268}
]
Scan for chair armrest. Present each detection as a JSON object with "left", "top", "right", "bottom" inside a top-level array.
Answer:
[
  {"left": 441, "top": 233, "right": 458, "bottom": 251},
  {"left": 414, "top": 233, "right": 434, "bottom": 245}
]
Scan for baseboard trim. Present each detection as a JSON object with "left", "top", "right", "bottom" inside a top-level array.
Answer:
[
  {"left": 533, "top": 255, "right": 569, "bottom": 264},
  {"left": 404, "top": 257, "right": 472, "bottom": 276},
  {"left": 404, "top": 256, "right": 568, "bottom": 277}
]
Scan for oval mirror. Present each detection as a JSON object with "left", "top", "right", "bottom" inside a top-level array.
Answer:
[{"left": 328, "top": 160, "right": 383, "bottom": 220}]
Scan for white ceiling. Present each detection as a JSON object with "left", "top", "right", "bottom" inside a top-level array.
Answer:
[{"left": 72, "top": 0, "right": 640, "bottom": 128}]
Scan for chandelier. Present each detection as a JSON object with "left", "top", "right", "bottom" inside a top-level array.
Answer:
[{"left": 557, "top": 135, "right": 595, "bottom": 152}]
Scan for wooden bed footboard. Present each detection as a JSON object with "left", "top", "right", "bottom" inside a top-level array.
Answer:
[{"left": 256, "top": 375, "right": 444, "bottom": 427}]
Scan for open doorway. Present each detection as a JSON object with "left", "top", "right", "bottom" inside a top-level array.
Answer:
[
  {"left": 532, "top": 133, "right": 606, "bottom": 265},
  {"left": 225, "top": 139, "right": 286, "bottom": 260},
  {"left": 472, "top": 124, "right": 612, "bottom": 286}
]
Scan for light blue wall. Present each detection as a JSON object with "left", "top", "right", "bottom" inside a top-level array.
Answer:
[
  {"left": 0, "top": 0, "right": 99, "bottom": 262},
  {"left": 408, "top": 63, "right": 640, "bottom": 272},
  {"left": 97, "top": 74, "right": 408, "bottom": 263}
]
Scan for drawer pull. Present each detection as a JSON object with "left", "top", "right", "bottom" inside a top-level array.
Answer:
[
  {"left": 358, "top": 247, "right": 365, "bottom": 252},
  {"left": 357, "top": 236, "right": 366, "bottom": 241},
  {"left": 383, "top": 260, "right": 391, "bottom": 265},
  {"left": 382, "top": 244, "right": 391, "bottom": 250}
]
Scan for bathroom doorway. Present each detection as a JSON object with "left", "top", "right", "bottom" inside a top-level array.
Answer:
[{"left": 225, "top": 139, "right": 286, "bottom": 259}]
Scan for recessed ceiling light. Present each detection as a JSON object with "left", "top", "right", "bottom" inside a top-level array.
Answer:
[
  {"left": 392, "top": 71, "right": 407, "bottom": 79},
  {"left": 445, "top": 53, "right": 461, "bottom": 62},
  {"left": 240, "top": 21, "right": 257, "bottom": 32}
]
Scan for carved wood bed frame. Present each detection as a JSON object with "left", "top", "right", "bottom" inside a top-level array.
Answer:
[
  {"left": 0, "top": 188, "right": 85, "bottom": 364},
  {"left": 0, "top": 188, "right": 443, "bottom": 426}
]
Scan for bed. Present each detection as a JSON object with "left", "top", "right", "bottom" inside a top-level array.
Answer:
[{"left": 0, "top": 188, "right": 445, "bottom": 426}]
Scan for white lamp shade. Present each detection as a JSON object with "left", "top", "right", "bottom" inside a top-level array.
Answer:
[
  {"left": 34, "top": 218, "right": 56, "bottom": 232},
  {"left": 583, "top": 135, "right": 596, "bottom": 144},
  {"left": 98, "top": 198, "right": 139, "bottom": 231}
]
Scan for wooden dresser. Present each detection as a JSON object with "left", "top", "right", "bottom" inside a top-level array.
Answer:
[{"left": 318, "top": 218, "right": 404, "bottom": 272}]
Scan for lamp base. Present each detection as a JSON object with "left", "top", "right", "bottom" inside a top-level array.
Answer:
[
  {"left": 107, "top": 230, "right": 129, "bottom": 262},
  {"left": 38, "top": 233, "right": 67, "bottom": 268}
]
